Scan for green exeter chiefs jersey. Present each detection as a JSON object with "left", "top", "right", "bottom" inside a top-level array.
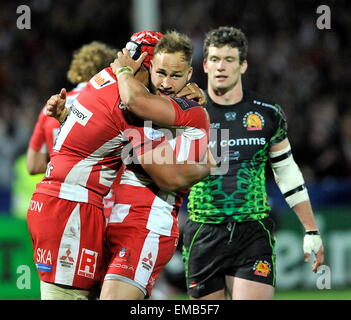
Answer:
[{"left": 188, "top": 91, "right": 287, "bottom": 223}]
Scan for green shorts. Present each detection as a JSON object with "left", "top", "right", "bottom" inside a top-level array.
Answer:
[{"left": 182, "top": 216, "right": 276, "bottom": 298}]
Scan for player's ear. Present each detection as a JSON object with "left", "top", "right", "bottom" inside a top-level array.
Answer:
[
  {"left": 187, "top": 67, "right": 193, "bottom": 82},
  {"left": 240, "top": 60, "right": 248, "bottom": 74},
  {"left": 203, "top": 59, "right": 208, "bottom": 74}
]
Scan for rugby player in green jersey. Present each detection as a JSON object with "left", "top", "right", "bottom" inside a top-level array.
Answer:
[{"left": 182, "top": 26, "right": 324, "bottom": 300}]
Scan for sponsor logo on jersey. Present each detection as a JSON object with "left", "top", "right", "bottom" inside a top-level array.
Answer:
[
  {"left": 223, "top": 150, "right": 240, "bottom": 161},
  {"left": 119, "top": 248, "right": 126, "bottom": 258},
  {"left": 35, "top": 248, "right": 52, "bottom": 272},
  {"left": 253, "top": 99, "right": 276, "bottom": 109},
  {"left": 243, "top": 111, "right": 265, "bottom": 131},
  {"left": 141, "top": 252, "right": 154, "bottom": 271},
  {"left": 253, "top": 260, "right": 271, "bottom": 277},
  {"left": 224, "top": 112, "right": 236, "bottom": 121},
  {"left": 90, "top": 69, "right": 116, "bottom": 89},
  {"left": 208, "top": 137, "right": 266, "bottom": 148},
  {"left": 210, "top": 123, "right": 221, "bottom": 129},
  {"left": 170, "top": 97, "right": 199, "bottom": 110},
  {"left": 59, "top": 248, "right": 75, "bottom": 269},
  {"left": 70, "top": 101, "right": 93, "bottom": 125},
  {"left": 144, "top": 127, "right": 165, "bottom": 140},
  {"left": 118, "top": 102, "right": 127, "bottom": 110},
  {"left": 29, "top": 200, "right": 43, "bottom": 212},
  {"left": 109, "top": 263, "right": 134, "bottom": 272},
  {"left": 78, "top": 248, "right": 98, "bottom": 279}
]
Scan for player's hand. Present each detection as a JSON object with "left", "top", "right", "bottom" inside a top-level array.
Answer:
[
  {"left": 111, "top": 49, "right": 148, "bottom": 75},
  {"left": 45, "top": 88, "right": 68, "bottom": 123},
  {"left": 176, "top": 83, "right": 207, "bottom": 106},
  {"left": 303, "top": 232, "right": 324, "bottom": 273}
]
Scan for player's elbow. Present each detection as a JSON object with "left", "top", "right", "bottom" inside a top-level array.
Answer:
[
  {"left": 124, "top": 94, "right": 150, "bottom": 117},
  {"left": 27, "top": 164, "right": 44, "bottom": 175},
  {"left": 26, "top": 158, "right": 47, "bottom": 175}
]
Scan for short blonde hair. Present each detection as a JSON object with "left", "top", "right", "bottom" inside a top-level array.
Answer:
[
  {"left": 154, "top": 31, "right": 193, "bottom": 65},
  {"left": 67, "top": 41, "right": 118, "bottom": 84}
]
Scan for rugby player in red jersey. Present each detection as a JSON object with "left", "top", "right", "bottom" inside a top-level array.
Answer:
[
  {"left": 100, "top": 31, "right": 211, "bottom": 299},
  {"left": 29, "top": 30, "right": 212, "bottom": 300}
]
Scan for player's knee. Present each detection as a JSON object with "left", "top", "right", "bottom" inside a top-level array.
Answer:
[{"left": 40, "top": 280, "right": 90, "bottom": 300}]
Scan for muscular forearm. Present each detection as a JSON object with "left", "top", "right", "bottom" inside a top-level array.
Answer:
[
  {"left": 140, "top": 144, "right": 213, "bottom": 191},
  {"left": 144, "top": 162, "right": 211, "bottom": 192},
  {"left": 118, "top": 72, "right": 149, "bottom": 113},
  {"left": 292, "top": 200, "right": 319, "bottom": 231},
  {"left": 116, "top": 70, "right": 175, "bottom": 126},
  {"left": 173, "top": 162, "right": 211, "bottom": 190}
]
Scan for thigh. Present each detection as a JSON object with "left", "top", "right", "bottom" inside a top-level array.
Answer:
[
  {"left": 231, "top": 276, "right": 274, "bottom": 300},
  {"left": 105, "top": 223, "right": 178, "bottom": 298},
  {"left": 27, "top": 193, "right": 106, "bottom": 290}
]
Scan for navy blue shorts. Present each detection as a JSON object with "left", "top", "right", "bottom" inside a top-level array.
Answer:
[{"left": 182, "top": 216, "right": 276, "bottom": 298}]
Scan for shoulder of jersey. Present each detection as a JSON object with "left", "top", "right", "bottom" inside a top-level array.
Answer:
[
  {"left": 67, "top": 82, "right": 87, "bottom": 96},
  {"left": 89, "top": 67, "right": 117, "bottom": 90},
  {"left": 170, "top": 97, "right": 201, "bottom": 111},
  {"left": 246, "top": 91, "right": 283, "bottom": 113}
]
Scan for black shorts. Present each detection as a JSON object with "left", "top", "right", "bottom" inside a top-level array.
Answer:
[{"left": 182, "top": 216, "right": 276, "bottom": 298}]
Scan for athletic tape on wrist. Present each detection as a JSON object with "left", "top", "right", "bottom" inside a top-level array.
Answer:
[{"left": 116, "top": 66, "right": 134, "bottom": 80}]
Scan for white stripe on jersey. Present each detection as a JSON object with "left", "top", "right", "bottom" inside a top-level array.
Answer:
[
  {"left": 120, "top": 169, "right": 152, "bottom": 187},
  {"left": 39, "top": 143, "right": 47, "bottom": 154},
  {"left": 100, "top": 165, "right": 118, "bottom": 187},
  {"left": 134, "top": 231, "right": 160, "bottom": 288},
  {"left": 109, "top": 204, "right": 131, "bottom": 223},
  {"left": 146, "top": 190, "right": 175, "bottom": 236},
  {"left": 58, "top": 183, "right": 89, "bottom": 203},
  {"left": 55, "top": 204, "right": 81, "bottom": 286},
  {"left": 177, "top": 135, "right": 191, "bottom": 162},
  {"left": 169, "top": 126, "right": 206, "bottom": 162},
  {"left": 60, "top": 134, "right": 126, "bottom": 202}
]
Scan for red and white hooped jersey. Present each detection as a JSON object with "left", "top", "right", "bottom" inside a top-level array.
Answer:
[
  {"left": 36, "top": 68, "right": 129, "bottom": 208},
  {"left": 109, "top": 98, "right": 210, "bottom": 238},
  {"left": 29, "top": 82, "right": 87, "bottom": 156},
  {"left": 35, "top": 67, "right": 209, "bottom": 212}
]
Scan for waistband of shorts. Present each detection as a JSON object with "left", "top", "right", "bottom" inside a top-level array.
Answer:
[
  {"left": 36, "top": 182, "right": 104, "bottom": 209},
  {"left": 188, "top": 212, "right": 270, "bottom": 224}
]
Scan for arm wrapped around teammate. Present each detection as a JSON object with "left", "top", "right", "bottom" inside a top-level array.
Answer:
[{"left": 269, "top": 145, "right": 309, "bottom": 208}]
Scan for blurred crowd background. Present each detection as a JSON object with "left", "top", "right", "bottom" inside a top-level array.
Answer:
[{"left": 0, "top": 0, "right": 350, "bottom": 299}]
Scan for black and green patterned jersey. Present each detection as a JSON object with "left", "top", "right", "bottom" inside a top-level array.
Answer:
[{"left": 187, "top": 91, "right": 287, "bottom": 224}]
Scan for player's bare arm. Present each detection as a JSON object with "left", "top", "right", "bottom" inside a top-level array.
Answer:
[
  {"left": 138, "top": 143, "right": 214, "bottom": 191},
  {"left": 26, "top": 147, "right": 49, "bottom": 175},
  {"left": 270, "top": 138, "right": 324, "bottom": 272}
]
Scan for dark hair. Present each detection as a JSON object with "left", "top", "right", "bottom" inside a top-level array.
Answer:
[
  {"left": 154, "top": 31, "right": 193, "bottom": 65},
  {"left": 203, "top": 26, "right": 248, "bottom": 63}
]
